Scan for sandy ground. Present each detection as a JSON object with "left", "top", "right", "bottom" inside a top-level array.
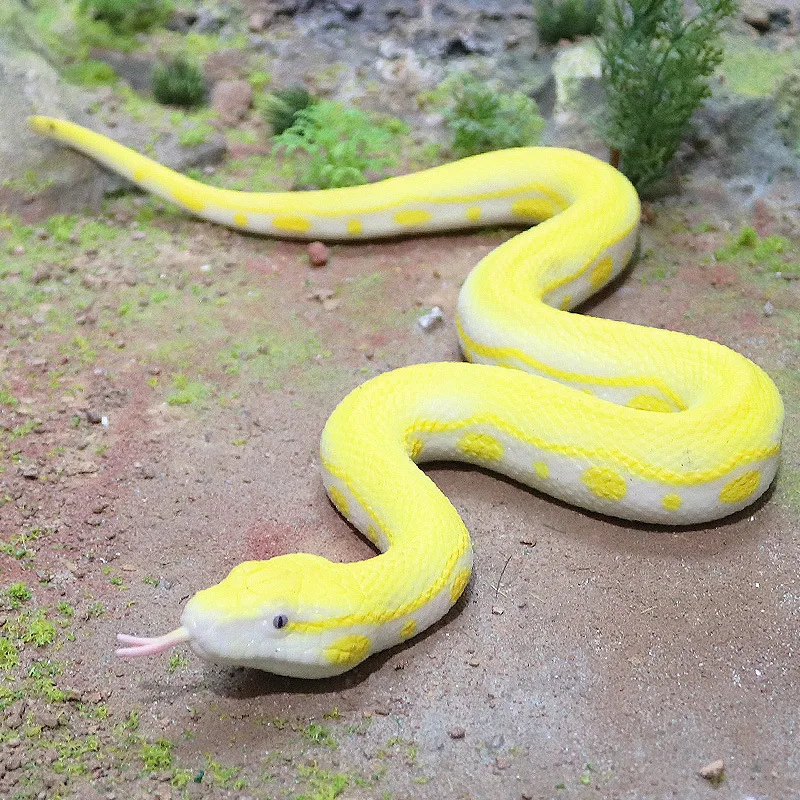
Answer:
[{"left": 0, "top": 192, "right": 798, "bottom": 799}]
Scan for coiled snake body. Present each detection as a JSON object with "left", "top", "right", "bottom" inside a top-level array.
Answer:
[{"left": 30, "top": 117, "right": 784, "bottom": 678}]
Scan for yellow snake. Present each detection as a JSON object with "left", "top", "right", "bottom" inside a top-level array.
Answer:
[{"left": 29, "top": 116, "right": 784, "bottom": 679}]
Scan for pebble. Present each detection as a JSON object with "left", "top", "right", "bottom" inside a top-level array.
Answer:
[
  {"left": 699, "top": 759, "right": 725, "bottom": 782},
  {"left": 448, "top": 726, "right": 465, "bottom": 739},
  {"left": 417, "top": 306, "right": 444, "bottom": 330},
  {"left": 763, "top": 301, "right": 775, "bottom": 317},
  {"left": 308, "top": 241, "right": 330, "bottom": 267},
  {"left": 85, "top": 410, "right": 103, "bottom": 424},
  {"left": 491, "top": 605, "right": 505, "bottom": 615}
]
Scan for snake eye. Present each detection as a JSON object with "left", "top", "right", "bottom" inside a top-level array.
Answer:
[{"left": 273, "top": 614, "right": 289, "bottom": 630}]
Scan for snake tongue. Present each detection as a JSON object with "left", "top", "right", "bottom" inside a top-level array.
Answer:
[{"left": 116, "top": 627, "right": 189, "bottom": 658}]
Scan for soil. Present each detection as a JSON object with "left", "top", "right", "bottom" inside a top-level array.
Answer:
[
  {"left": 1, "top": 3, "right": 800, "bottom": 799},
  {"left": 1, "top": 185, "right": 799, "bottom": 800}
]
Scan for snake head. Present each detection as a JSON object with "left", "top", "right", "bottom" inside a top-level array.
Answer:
[{"left": 118, "top": 553, "right": 376, "bottom": 678}]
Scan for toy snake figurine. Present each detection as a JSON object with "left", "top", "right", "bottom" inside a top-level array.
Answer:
[{"left": 29, "top": 116, "right": 783, "bottom": 678}]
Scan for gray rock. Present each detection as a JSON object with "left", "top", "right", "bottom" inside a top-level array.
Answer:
[{"left": 684, "top": 92, "right": 799, "bottom": 185}]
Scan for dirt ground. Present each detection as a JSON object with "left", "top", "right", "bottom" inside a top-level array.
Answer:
[{"left": 0, "top": 185, "right": 799, "bottom": 800}]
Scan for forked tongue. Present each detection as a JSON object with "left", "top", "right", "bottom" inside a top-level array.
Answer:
[{"left": 116, "top": 628, "right": 189, "bottom": 658}]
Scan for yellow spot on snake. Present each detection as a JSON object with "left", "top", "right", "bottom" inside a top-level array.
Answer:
[
  {"left": 324, "top": 634, "right": 371, "bottom": 666},
  {"left": 408, "top": 437, "right": 424, "bottom": 460},
  {"left": 365, "top": 525, "right": 380, "bottom": 545},
  {"left": 394, "top": 209, "right": 432, "bottom": 226},
  {"left": 589, "top": 257, "right": 613, "bottom": 287},
  {"left": 511, "top": 198, "right": 551, "bottom": 219},
  {"left": 465, "top": 206, "right": 482, "bottom": 222},
  {"left": 273, "top": 214, "right": 311, "bottom": 232},
  {"left": 172, "top": 188, "right": 206, "bottom": 212},
  {"left": 132, "top": 167, "right": 150, "bottom": 182},
  {"left": 457, "top": 432, "right": 503, "bottom": 461},
  {"left": 450, "top": 568, "right": 471, "bottom": 604},
  {"left": 560, "top": 294, "right": 572, "bottom": 310},
  {"left": 662, "top": 493, "right": 682, "bottom": 511},
  {"left": 328, "top": 486, "right": 349, "bottom": 518},
  {"left": 400, "top": 620, "right": 417, "bottom": 639},
  {"left": 347, "top": 219, "right": 363, "bottom": 235},
  {"left": 533, "top": 461, "right": 549, "bottom": 479},
  {"left": 233, "top": 212, "right": 248, "bottom": 227},
  {"left": 627, "top": 394, "right": 674, "bottom": 413},
  {"left": 720, "top": 470, "right": 761, "bottom": 504},
  {"left": 582, "top": 466, "right": 627, "bottom": 501}
]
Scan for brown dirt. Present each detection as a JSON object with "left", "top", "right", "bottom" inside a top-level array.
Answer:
[{"left": 0, "top": 196, "right": 798, "bottom": 800}]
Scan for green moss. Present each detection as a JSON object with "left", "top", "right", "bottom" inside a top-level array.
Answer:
[
  {"left": 0, "top": 637, "right": 20, "bottom": 670},
  {"left": 178, "top": 122, "right": 214, "bottom": 147},
  {"left": 714, "top": 227, "right": 798, "bottom": 273},
  {"left": 295, "top": 765, "right": 350, "bottom": 800},
  {"left": 166, "top": 374, "right": 210, "bottom": 406},
  {"left": 720, "top": 35, "right": 800, "bottom": 96},
  {"left": 141, "top": 737, "right": 174, "bottom": 771},
  {"left": 302, "top": 722, "right": 338, "bottom": 748},
  {"left": 62, "top": 58, "right": 118, "bottom": 86},
  {"left": 6, "top": 582, "right": 32, "bottom": 608},
  {"left": 217, "top": 328, "right": 326, "bottom": 382}
]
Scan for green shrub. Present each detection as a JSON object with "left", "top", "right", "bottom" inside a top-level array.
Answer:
[
  {"left": 597, "top": 0, "right": 736, "bottom": 192},
  {"left": 262, "top": 85, "right": 315, "bottom": 135},
  {"left": 152, "top": 57, "right": 206, "bottom": 108},
  {"left": 442, "top": 73, "right": 545, "bottom": 158},
  {"left": 273, "top": 100, "right": 406, "bottom": 189},
  {"left": 78, "top": 0, "right": 173, "bottom": 34},
  {"left": 535, "top": 0, "right": 602, "bottom": 44}
]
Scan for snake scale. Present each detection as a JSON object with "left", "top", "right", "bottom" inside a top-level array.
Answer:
[{"left": 30, "top": 116, "right": 784, "bottom": 678}]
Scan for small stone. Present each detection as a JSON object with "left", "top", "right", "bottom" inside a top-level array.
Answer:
[
  {"left": 33, "top": 707, "right": 60, "bottom": 729},
  {"left": 85, "top": 410, "right": 103, "bottom": 424},
  {"left": 20, "top": 464, "right": 39, "bottom": 479},
  {"left": 211, "top": 80, "right": 254, "bottom": 125},
  {"left": 763, "top": 301, "right": 775, "bottom": 317},
  {"left": 248, "top": 11, "right": 272, "bottom": 31},
  {"left": 130, "top": 230, "right": 147, "bottom": 241},
  {"left": 491, "top": 605, "right": 505, "bottom": 615},
  {"left": 468, "top": 657, "right": 480, "bottom": 667},
  {"left": 417, "top": 306, "right": 444, "bottom": 330},
  {"left": 448, "top": 726, "right": 465, "bottom": 739},
  {"left": 699, "top": 759, "right": 725, "bottom": 782},
  {"left": 373, "top": 706, "right": 390, "bottom": 716},
  {"left": 308, "top": 241, "right": 330, "bottom": 267},
  {"left": 12, "top": 245, "right": 26, "bottom": 256},
  {"left": 32, "top": 266, "right": 53, "bottom": 284}
]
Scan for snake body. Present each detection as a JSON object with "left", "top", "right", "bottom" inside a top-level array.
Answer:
[{"left": 30, "top": 117, "right": 783, "bottom": 678}]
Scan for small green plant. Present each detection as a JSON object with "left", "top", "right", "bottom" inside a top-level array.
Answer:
[
  {"left": 0, "top": 637, "right": 19, "bottom": 670},
  {"left": 6, "top": 582, "right": 32, "bottom": 609},
  {"left": 597, "top": 0, "right": 737, "bottom": 192},
  {"left": 274, "top": 100, "right": 406, "bottom": 189},
  {"left": 535, "top": 0, "right": 602, "bottom": 44},
  {"left": 302, "top": 721, "right": 338, "bottom": 747},
  {"left": 78, "top": 0, "right": 174, "bottom": 34},
  {"left": 141, "top": 738, "right": 174, "bottom": 771},
  {"left": 152, "top": 57, "right": 206, "bottom": 108},
  {"left": 168, "top": 652, "right": 188, "bottom": 673},
  {"left": 263, "top": 85, "right": 316, "bottom": 135},
  {"left": 442, "top": 73, "right": 545, "bottom": 158}
]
